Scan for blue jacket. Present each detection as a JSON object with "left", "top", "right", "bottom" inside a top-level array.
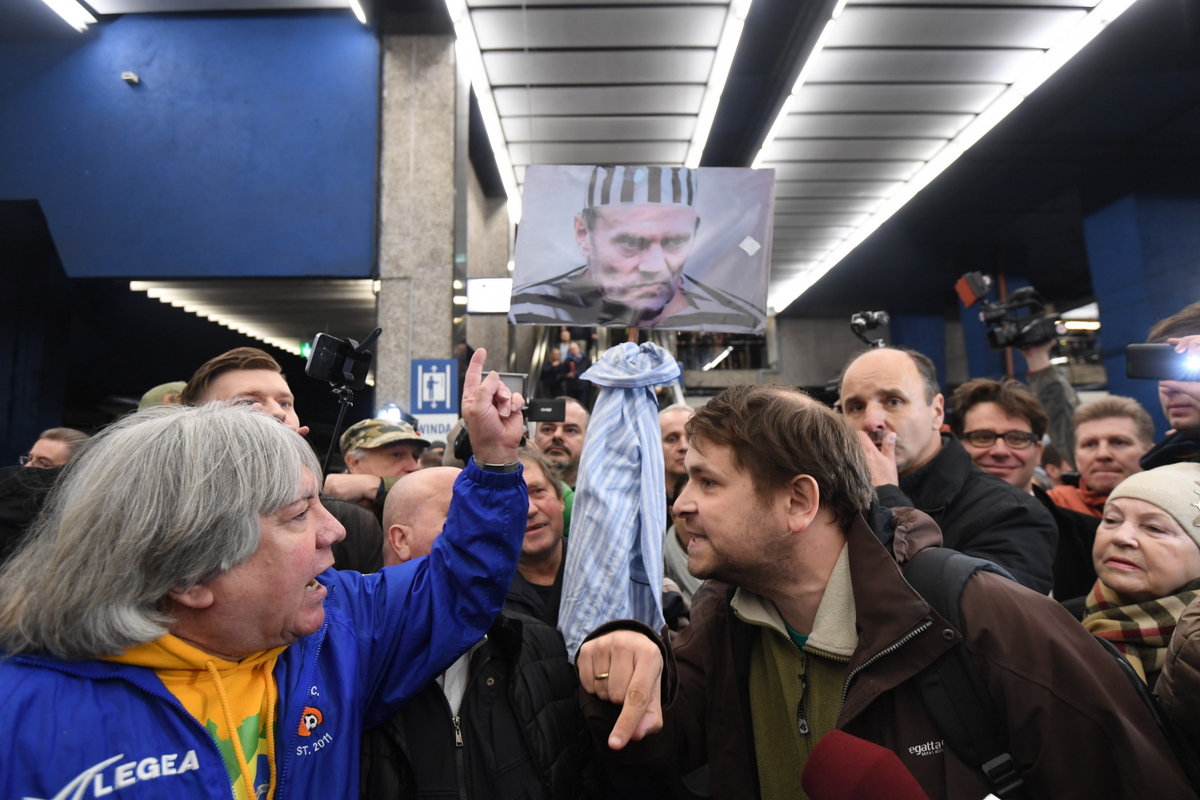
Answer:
[{"left": 0, "top": 462, "right": 526, "bottom": 800}]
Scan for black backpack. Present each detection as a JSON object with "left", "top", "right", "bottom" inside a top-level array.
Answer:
[{"left": 904, "top": 546, "right": 1200, "bottom": 800}]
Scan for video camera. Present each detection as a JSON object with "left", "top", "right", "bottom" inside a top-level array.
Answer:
[
  {"left": 850, "top": 310, "right": 889, "bottom": 348},
  {"left": 955, "top": 273, "right": 1061, "bottom": 350}
]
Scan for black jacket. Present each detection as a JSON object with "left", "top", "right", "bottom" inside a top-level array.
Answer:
[
  {"left": 1032, "top": 484, "right": 1100, "bottom": 610},
  {"left": 360, "top": 612, "right": 589, "bottom": 800},
  {"left": 323, "top": 493, "right": 384, "bottom": 573},
  {"left": 1141, "top": 431, "right": 1200, "bottom": 470},
  {"left": 876, "top": 435, "right": 1057, "bottom": 593}
]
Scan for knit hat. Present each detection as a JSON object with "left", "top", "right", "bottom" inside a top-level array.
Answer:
[
  {"left": 138, "top": 381, "right": 187, "bottom": 411},
  {"left": 339, "top": 418, "right": 429, "bottom": 456},
  {"left": 1106, "top": 463, "right": 1200, "bottom": 547}
]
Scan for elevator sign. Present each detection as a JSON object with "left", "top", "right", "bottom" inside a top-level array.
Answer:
[{"left": 411, "top": 360, "right": 458, "bottom": 415}]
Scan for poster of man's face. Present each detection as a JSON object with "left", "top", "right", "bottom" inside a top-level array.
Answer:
[{"left": 508, "top": 165, "right": 774, "bottom": 333}]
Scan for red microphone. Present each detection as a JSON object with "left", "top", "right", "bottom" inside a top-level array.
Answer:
[{"left": 801, "top": 730, "right": 931, "bottom": 800}]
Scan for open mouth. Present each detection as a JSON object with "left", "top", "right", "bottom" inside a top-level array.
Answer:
[{"left": 305, "top": 578, "right": 320, "bottom": 591}]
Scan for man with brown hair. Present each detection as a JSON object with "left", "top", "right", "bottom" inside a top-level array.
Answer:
[
  {"left": 949, "top": 378, "right": 1100, "bottom": 604},
  {"left": 838, "top": 346, "right": 1056, "bottom": 592},
  {"left": 1048, "top": 396, "right": 1155, "bottom": 517},
  {"left": 182, "top": 346, "right": 384, "bottom": 572},
  {"left": 574, "top": 384, "right": 1197, "bottom": 800}
]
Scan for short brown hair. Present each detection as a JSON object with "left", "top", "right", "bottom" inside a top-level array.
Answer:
[
  {"left": 686, "top": 385, "right": 874, "bottom": 529},
  {"left": 518, "top": 446, "right": 563, "bottom": 499},
  {"left": 1149, "top": 301, "right": 1200, "bottom": 342},
  {"left": 948, "top": 378, "right": 1048, "bottom": 440},
  {"left": 180, "top": 347, "right": 284, "bottom": 406},
  {"left": 1073, "top": 396, "right": 1156, "bottom": 447}
]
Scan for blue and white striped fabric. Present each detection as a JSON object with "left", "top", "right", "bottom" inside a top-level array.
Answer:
[{"left": 557, "top": 342, "right": 681, "bottom": 662}]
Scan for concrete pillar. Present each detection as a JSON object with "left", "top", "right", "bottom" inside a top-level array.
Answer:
[
  {"left": 465, "top": 166, "right": 513, "bottom": 373},
  {"left": 375, "top": 34, "right": 457, "bottom": 414},
  {"left": 1083, "top": 193, "right": 1200, "bottom": 435}
]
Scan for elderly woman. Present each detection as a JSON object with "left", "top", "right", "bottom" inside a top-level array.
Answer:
[
  {"left": 1082, "top": 462, "right": 1200, "bottom": 687},
  {"left": 0, "top": 351, "right": 527, "bottom": 800}
]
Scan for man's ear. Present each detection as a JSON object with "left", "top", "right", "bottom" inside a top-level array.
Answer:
[
  {"left": 785, "top": 474, "right": 822, "bottom": 534},
  {"left": 930, "top": 392, "right": 946, "bottom": 430},
  {"left": 574, "top": 216, "right": 591, "bottom": 259},
  {"left": 168, "top": 584, "right": 215, "bottom": 611},
  {"left": 387, "top": 523, "right": 412, "bottom": 564}
]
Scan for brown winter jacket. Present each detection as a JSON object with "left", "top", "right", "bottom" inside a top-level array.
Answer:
[
  {"left": 580, "top": 507, "right": 1197, "bottom": 800},
  {"left": 1159, "top": 594, "right": 1200, "bottom": 747}
]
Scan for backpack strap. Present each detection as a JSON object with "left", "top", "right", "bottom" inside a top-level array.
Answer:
[{"left": 904, "top": 547, "right": 1028, "bottom": 800}]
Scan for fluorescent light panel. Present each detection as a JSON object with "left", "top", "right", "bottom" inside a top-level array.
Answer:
[
  {"left": 445, "top": 0, "right": 523, "bottom": 222},
  {"left": 130, "top": 281, "right": 304, "bottom": 355},
  {"left": 763, "top": 0, "right": 1141, "bottom": 314},
  {"left": 685, "top": 0, "right": 756, "bottom": 168},
  {"left": 40, "top": 0, "right": 96, "bottom": 31},
  {"left": 347, "top": 0, "right": 366, "bottom": 24}
]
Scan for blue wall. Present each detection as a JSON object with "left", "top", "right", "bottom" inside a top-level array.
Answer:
[
  {"left": 0, "top": 12, "right": 378, "bottom": 278},
  {"left": 1083, "top": 193, "right": 1200, "bottom": 435}
]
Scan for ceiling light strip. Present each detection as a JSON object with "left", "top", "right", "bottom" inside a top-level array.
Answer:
[
  {"left": 130, "top": 281, "right": 303, "bottom": 356},
  {"left": 347, "top": 0, "right": 367, "bottom": 25},
  {"left": 39, "top": 0, "right": 96, "bottom": 32},
  {"left": 764, "top": 0, "right": 1139, "bottom": 314},
  {"left": 444, "top": 0, "right": 523, "bottom": 222},
  {"left": 685, "top": 0, "right": 756, "bottom": 168}
]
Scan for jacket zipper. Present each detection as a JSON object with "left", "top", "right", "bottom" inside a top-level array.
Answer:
[
  {"left": 840, "top": 620, "right": 932, "bottom": 706},
  {"left": 452, "top": 714, "right": 468, "bottom": 800},
  {"left": 277, "top": 583, "right": 334, "bottom": 800}
]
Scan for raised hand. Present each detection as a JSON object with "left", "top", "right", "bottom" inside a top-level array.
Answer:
[
  {"left": 460, "top": 348, "right": 525, "bottom": 465},
  {"left": 856, "top": 429, "right": 900, "bottom": 487}
]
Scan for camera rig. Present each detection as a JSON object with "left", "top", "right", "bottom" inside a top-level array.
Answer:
[{"left": 955, "top": 273, "right": 1061, "bottom": 350}]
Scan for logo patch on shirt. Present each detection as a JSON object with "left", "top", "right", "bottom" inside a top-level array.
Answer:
[
  {"left": 908, "top": 740, "right": 944, "bottom": 756},
  {"left": 29, "top": 750, "right": 201, "bottom": 800},
  {"left": 297, "top": 706, "right": 324, "bottom": 737}
]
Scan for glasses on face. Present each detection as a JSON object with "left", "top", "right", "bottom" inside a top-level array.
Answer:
[
  {"left": 18, "top": 454, "right": 56, "bottom": 468},
  {"left": 960, "top": 430, "right": 1040, "bottom": 449}
]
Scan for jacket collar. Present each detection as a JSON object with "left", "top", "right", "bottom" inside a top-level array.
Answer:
[
  {"left": 899, "top": 434, "right": 972, "bottom": 511},
  {"left": 730, "top": 545, "right": 858, "bottom": 658}
]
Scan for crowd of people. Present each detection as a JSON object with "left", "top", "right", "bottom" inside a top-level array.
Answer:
[{"left": 2, "top": 301, "right": 1200, "bottom": 800}]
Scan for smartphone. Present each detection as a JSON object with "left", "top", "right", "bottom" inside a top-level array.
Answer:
[{"left": 1125, "top": 343, "right": 1200, "bottom": 381}]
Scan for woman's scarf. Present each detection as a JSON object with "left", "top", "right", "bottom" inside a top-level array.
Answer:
[{"left": 1083, "top": 578, "right": 1200, "bottom": 682}]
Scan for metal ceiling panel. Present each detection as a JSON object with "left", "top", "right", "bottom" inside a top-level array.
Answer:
[
  {"left": 776, "top": 113, "right": 971, "bottom": 139},
  {"left": 775, "top": 213, "right": 870, "bottom": 227},
  {"left": 828, "top": 7, "right": 1087, "bottom": 49},
  {"left": 807, "top": 48, "right": 1043, "bottom": 84},
  {"left": 764, "top": 161, "right": 923, "bottom": 181},
  {"left": 503, "top": 116, "right": 695, "bottom": 142},
  {"left": 88, "top": 0, "right": 340, "bottom": 11},
  {"left": 494, "top": 85, "right": 706, "bottom": 116},
  {"left": 855, "top": 0, "right": 1092, "bottom": 6},
  {"left": 771, "top": 180, "right": 901, "bottom": 198},
  {"left": 508, "top": 141, "right": 688, "bottom": 165},
  {"left": 470, "top": 0, "right": 724, "bottom": 5},
  {"left": 774, "top": 197, "right": 885, "bottom": 213},
  {"left": 470, "top": 7, "right": 726, "bottom": 50},
  {"left": 483, "top": 50, "right": 714, "bottom": 86},
  {"left": 790, "top": 84, "right": 1005, "bottom": 114},
  {"left": 764, "top": 137, "right": 947, "bottom": 161}
]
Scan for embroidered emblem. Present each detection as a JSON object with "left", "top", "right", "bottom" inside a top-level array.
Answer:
[{"left": 297, "top": 706, "right": 324, "bottom": 737}]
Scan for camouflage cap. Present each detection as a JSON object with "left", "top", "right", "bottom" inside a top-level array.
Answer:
[
  {"left": 339, "top": 418, "right": 430, "bottom": 456},
  {"left": 138, "top": 381, "right": 187, "bottom": 411}
]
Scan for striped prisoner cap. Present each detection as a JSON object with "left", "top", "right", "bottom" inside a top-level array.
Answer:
[{"left": 585, "top": 166, "right": 697, "bottom": 208}]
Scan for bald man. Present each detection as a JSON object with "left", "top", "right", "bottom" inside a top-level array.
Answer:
[{"left": 362, "top": 468, "right": 589, "bottom": 798}]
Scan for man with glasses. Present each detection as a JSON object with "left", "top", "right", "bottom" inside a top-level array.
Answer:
[
  {"left": 949, "top": 378, "right": 1099, "bottom": 604},
  {"left": 839, "top": 347, "right": 1056, "bottom": 592},
  {"left": 19, "top": 428, "right": 89, "bottom": 469}
]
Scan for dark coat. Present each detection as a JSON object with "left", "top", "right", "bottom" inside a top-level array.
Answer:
[
  {"left": 360, "top": 612, "right": 589, "bottom": 800},
  {"left": 1032, "top": 484, "right": 1100, "bottom": 613},
  {"left": 1141, "top": 431, "right": 1200, "bottom": 470},
  {"left": 580, "top": 508, "right": 1197, "bottom": 800},
  {"left": 323, "top": 493, "right": 385, "bottom": 574},
  {"left": 876, "top": 434, "right": 1057, "bottom": 592}
]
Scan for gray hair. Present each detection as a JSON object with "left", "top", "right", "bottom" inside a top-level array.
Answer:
[{"left": 0, "top": 403, "right": 320, "bottom": 660}]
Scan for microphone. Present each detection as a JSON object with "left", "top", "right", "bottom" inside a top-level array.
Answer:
[{"left": 801, "top": 730, "right": 931, "bottom": 800}]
